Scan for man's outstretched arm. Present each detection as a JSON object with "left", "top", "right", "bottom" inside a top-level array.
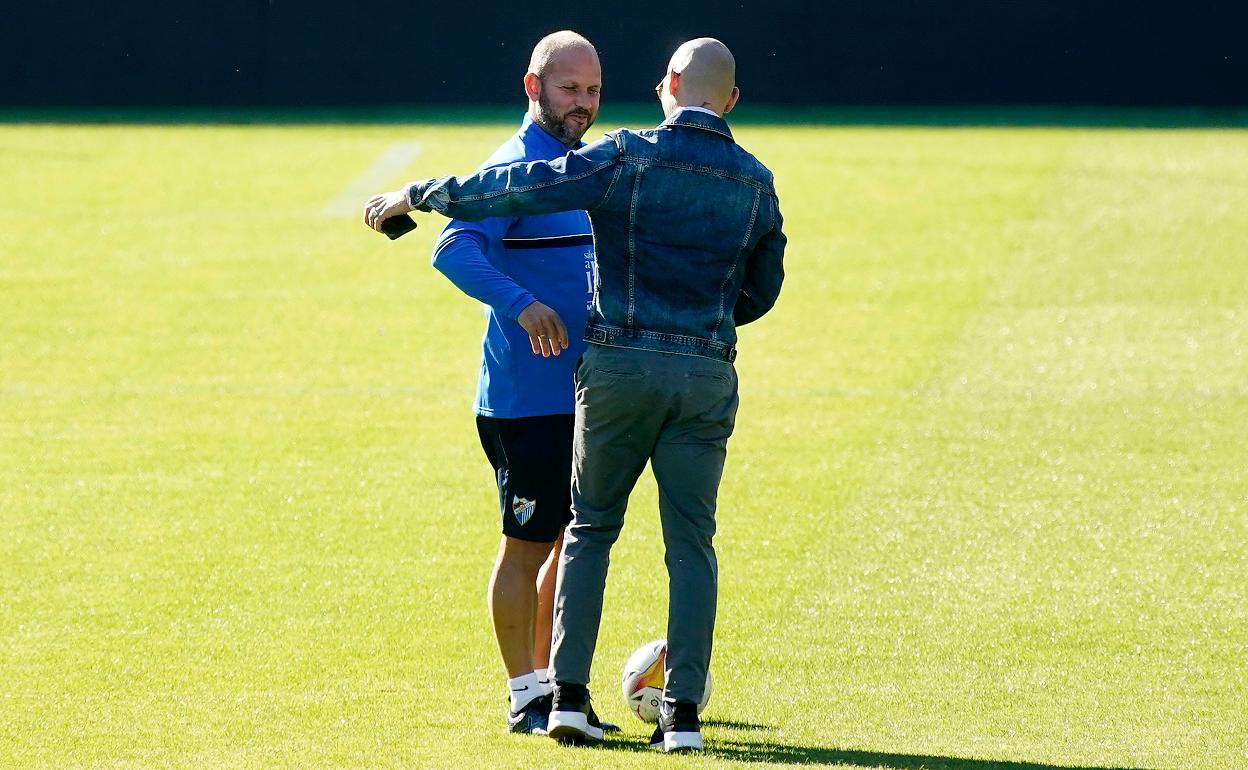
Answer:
[{"left": 365, "top": 135, "right": 621, "bottom": 231}]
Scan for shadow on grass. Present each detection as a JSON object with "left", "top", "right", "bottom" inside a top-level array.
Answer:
[
  {"left": 704, "top": 740, "right": 1156, "bottom": 770},
  {"left": 701, "top": 718, "right": 770, "bottom": 731},
  {"left": 581, "top": 734, "right": 1154, "bottom": 769}
]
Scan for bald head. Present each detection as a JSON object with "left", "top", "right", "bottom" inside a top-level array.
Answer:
[
  {"left": 660, "top": 38, "right": 739, "bottom": 116},
  {"left": 528, "top": 30, "right": 598, "bottom": 78}
]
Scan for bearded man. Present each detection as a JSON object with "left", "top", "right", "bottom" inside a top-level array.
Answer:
[{"left": 423, "top": 31, "right": 617, "bottom": 736}]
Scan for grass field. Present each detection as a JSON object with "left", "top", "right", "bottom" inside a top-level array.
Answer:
[{"left": 2, "top": 110, "right": 1246, "bottom": 769}]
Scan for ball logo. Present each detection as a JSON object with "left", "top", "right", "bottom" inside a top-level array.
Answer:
[{"left": 632, "top": 648, "right": 667, "bottom": 693}]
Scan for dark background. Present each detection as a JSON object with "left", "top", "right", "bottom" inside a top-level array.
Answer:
[{"left": 3, "top": 0, "right": 1246, "bottom": 107}]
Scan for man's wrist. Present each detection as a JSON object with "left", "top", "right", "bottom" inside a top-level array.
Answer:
[
  {"left": 405, "top": 182, "right": 424, "bottom": 212},
  {"left": 504, "top": 293, "right": 539, "bottom": 321},
  {"left": 406, "top": 178, "right": 449, "bottom": 213}
]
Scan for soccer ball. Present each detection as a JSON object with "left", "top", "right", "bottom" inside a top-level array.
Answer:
[{"left": 620, "top": 638, "right": 712, "bottom": 722}]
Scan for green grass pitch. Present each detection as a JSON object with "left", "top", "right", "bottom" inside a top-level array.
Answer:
[{"left": 1, "top": 111, "right": 1246, "bottom": 769}]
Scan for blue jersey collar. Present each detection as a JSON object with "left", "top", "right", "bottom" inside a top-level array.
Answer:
[{"left": 519, "top": 113, "right": 584, "bottom": 154}]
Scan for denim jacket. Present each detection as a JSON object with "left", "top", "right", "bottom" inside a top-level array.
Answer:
[{"left": 408, "top": 108, "right": 786, "bottom": 362}]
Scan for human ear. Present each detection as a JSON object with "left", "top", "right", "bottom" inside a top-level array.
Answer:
[{"left": 524, "top": 72, "right": 542, "bottom": 101}]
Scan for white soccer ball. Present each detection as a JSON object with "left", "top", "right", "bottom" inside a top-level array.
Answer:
[{"left": 620, "top": 638, "right": 712, "bottom": 722}]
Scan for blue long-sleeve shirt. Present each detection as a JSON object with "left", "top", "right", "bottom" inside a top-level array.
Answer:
[{"left": 431, "top": 115, "right": 595, "bottom": 418}]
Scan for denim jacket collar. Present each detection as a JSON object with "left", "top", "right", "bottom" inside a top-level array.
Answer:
[{"left": 661, "top": 108, "right": 734, "bottom": 143}]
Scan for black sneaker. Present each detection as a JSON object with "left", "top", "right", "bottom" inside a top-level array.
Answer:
[
  {"left": 547, "top": 683, "right": 605, "bottom": 744},
  {"left": 649, "top": 701, "right": 702, "bottom": 752},
  {"left": 507, "top": 693, "right": 551, "bottom": 735}
]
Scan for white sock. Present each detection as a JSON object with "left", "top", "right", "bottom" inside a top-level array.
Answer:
[
  {"left": 508, "top": 671, "right": 542, "bottom": 712},
  {"left": 535, "top": 668, "right": 553, "bottom": 695}
]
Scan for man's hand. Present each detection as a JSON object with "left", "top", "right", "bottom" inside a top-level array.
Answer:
[
  {"left": 516, "top": 301, "right": 569, "bottom": 358},
  {"left": 363, "top": 189, "right": 413, "bottom": 233}
]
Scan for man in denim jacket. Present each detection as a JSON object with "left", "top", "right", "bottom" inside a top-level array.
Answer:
[{"left": 367, "top": 37, "right": 785, "bottom": 752}]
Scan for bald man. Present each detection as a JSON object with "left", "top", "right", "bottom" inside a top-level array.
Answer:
[
  {"left": 367, "top": 38, "right": 786, "bottom": 752},
  {"left": 419, "top": 31, "right": 616, "bottom": 736}
]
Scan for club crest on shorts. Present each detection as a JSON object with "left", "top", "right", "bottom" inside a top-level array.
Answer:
[{"left": 511, "top": 495, "right": 537, "bottom": 526}]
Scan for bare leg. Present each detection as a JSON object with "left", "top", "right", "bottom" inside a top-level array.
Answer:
[
  {"left": 489, "top": 535, "right": 557, "bottom": 677},
  {"left": 533, "top": 531, "right": 564, "bottom": 671}
]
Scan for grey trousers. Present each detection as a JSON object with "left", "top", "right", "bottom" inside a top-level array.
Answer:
[{"left": 550, "top": 343, "right": 738, "bottom": 703}]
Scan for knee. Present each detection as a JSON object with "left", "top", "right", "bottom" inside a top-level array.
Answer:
[
  {"left": 499, "top": 537, "right": 557, "bottom": 575},
  {"left": 566, "top": 518, "right": 623, "bottom": 548}
]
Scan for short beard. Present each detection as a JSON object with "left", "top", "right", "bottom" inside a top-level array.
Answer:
[{"left": 535, "top": 86, "right": 594, "bottom": 147}]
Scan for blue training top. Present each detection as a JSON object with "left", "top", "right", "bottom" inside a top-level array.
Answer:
[{"left": 431, "top": 115, "right": 594, "bottom": 418}]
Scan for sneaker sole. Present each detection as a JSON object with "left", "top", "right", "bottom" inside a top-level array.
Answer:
[
  {"left": 547, "top": 711, "right": 604, "bottom": 744},
  {"left": 664, "top": 731, "right": 703, "bottom": 752},
  {"left": 507, "top": 713, "right": 549, "bottom": 735}
]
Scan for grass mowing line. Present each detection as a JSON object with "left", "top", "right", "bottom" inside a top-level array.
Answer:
[
  {"left": 321, "top": 141, "right": 422, "bottom": 217},
  {"left": 820, "top": 137, "right": 1098, "bottom": 765},
  {"left": 815, "top": 131, "right": 1247, "bottom": 768}
]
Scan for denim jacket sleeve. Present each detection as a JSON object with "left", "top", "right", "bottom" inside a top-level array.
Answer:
[
  {"left": 733, "top": 192, "right": 786, "bottom": 327},
  {"left": 407, "top": 135, "right": 622, "bottom": 221}
]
